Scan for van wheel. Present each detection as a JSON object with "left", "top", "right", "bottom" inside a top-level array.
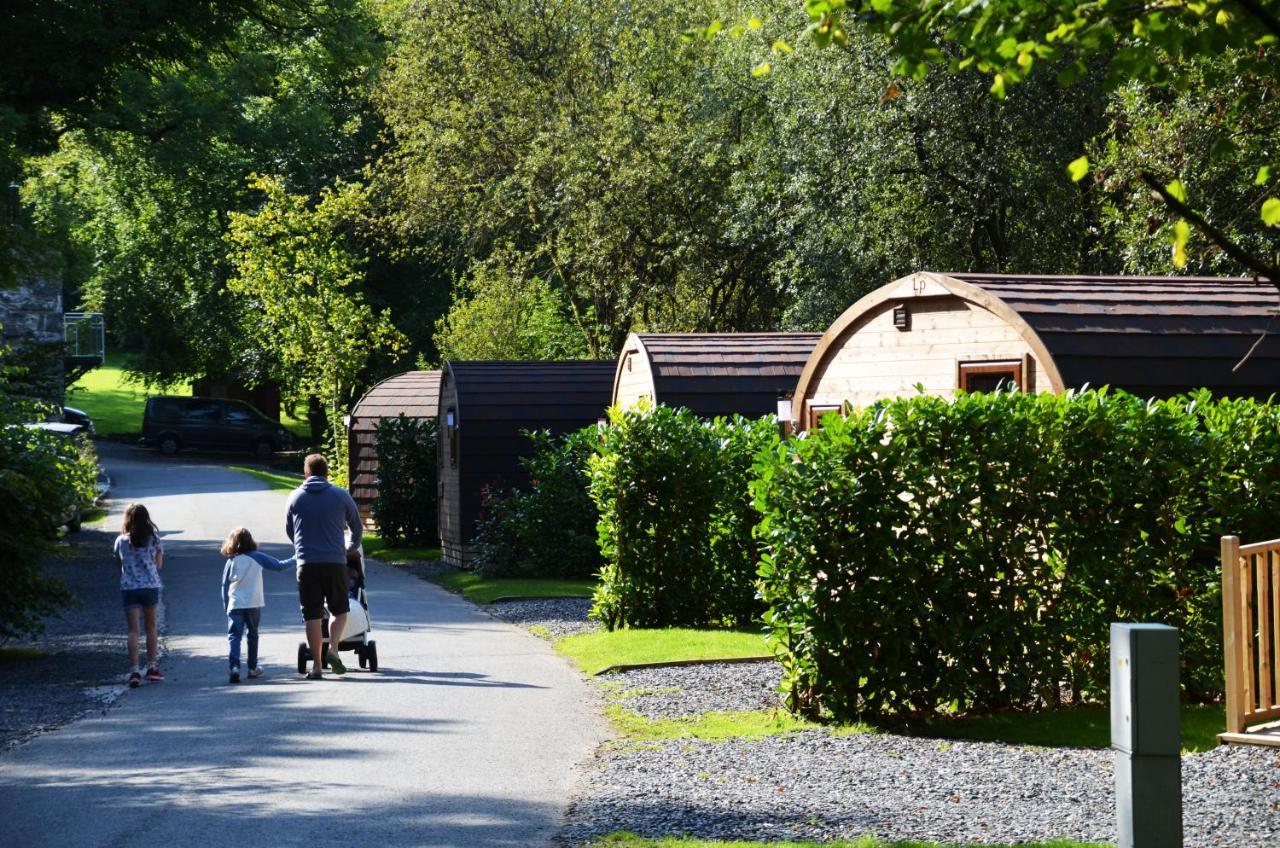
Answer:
[
  {"left": 252, "top": 439, "right": 274, "bottom": 459},
  {"left": 158, "top": 435, "right": 180, "bottom": 455}
]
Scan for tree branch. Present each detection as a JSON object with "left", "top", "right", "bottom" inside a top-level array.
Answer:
[{"left": 1138, "top": 171, "right": 1279, "bottom": 285}]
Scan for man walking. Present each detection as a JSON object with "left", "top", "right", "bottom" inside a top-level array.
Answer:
[{"left": 286, "top": 453, "right": 363, "bottom": 678}]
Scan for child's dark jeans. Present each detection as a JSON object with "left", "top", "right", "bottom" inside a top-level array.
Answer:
[{"left": 227, "top": 608, "right": 262, "bottom": 670}]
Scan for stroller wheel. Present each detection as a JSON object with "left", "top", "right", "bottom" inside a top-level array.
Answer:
[
  {"left": 357, "top": 646, "right": 368, "bottom": 669},
  {"left": 296, "top": 643, "right": 309, "bottom": 675},
  {"left": 366, "top": 641, "right": 378, "bottom": 673}
]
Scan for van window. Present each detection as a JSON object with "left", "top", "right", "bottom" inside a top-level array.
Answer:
[
  {"left": 182, "top": 400, "right": 222, "bottom": 422},
  {"left": 223, "top": 403, "right": 259, "bottom": 424},
  {"left": 148, "top": 398, "right": 184, "bottom": 419}
]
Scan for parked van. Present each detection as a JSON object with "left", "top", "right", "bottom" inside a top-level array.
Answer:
[{"left": 142, "top": 397, "right": 290, "bottom": 458}]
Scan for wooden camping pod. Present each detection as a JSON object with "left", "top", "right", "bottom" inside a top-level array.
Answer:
[
  {"left": 793, "top": 272, "right": 1280, "bottom": 431},
  {"left": 347, "top": 370, "right": 441, "bottom": 527},
  {"left": 613, "top": 332, "right": 821, "bottom": 419},
  {"left": 437, "top": 360, "right": 616, "bottom": 567}
]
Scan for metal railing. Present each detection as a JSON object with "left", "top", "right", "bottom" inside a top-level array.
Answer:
[{"left": 63, "top": 312, "right": 104, "bottom": 361}]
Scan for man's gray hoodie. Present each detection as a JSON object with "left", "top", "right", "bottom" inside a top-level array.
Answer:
[{"left": 285, "top": 477, "right": 362, "bottom": 566}]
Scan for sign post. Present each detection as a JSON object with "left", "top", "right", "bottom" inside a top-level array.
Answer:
[{"left": 1110, "top": 622, "right": 1183, "bottom": 848}]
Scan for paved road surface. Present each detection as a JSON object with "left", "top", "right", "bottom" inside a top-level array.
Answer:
[{"left": 0, "top": 444, "right": 602, "bottom": 847}]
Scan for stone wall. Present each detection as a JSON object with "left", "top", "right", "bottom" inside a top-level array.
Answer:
[{"left": 0, "top": 279, "right": 65, "bottom": 404}]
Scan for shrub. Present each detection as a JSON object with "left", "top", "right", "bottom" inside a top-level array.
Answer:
[
  {"left": 589, "top": 403, "right": 779, "bottom": 630},
  {"left": 754, "top": 388, "right": 1280, "bottom": 722},
  {"left": 371, "top": 413, "right": 439, "bottom": 545},
  {"left": 0, "top": 406, "right": 95, "bottom": 641},
  {"left": 474, "top": 427, "right": 601, "bottom": 579}
]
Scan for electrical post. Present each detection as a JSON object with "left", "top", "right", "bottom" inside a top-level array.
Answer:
[{"left": 1110, "top": 622, "right": 1183, "bottom": 848}]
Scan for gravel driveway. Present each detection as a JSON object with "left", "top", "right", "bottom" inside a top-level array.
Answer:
[
  {"left": 1, "top": 528, "right": 144, "bottom": 751},
  {"left": 519, "top": 595, "right": 1280, "bottom": 848}
]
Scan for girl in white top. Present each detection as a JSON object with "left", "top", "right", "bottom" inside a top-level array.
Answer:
[{"left": 220, "top": 527, "right": 293, "bottom": 684}]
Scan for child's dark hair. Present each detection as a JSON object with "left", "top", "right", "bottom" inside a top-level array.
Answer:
[
  {"left": 220, "top": 527, "right": 258, "bottom": 558},
  {"left": 122, "top": 503, "right": 158, "bottom": 548}
]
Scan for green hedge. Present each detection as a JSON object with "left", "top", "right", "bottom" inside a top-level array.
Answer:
[
  {"left": 589, "top": 404, "right": 778, "bottom": 630},
  {"left": 474, "top": 427, "right": 601, "bottom": 579},
  {"left": 0, "top": 400, "right": 95, "bottom": 641},
  {"left": 371, "top": 414, "right": 439, "bottom": 546},
  {"left": 754, "top": 389, "right": 1280, "bottom": 722}
]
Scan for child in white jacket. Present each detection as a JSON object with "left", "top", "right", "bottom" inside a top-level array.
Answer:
[{"left": 220, "top": 527, "right": 294, "bottom": 684}]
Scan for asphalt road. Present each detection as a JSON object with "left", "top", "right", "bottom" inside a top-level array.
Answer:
[{"left": 0, "top": 444, "right": 602, "bottom": 847}]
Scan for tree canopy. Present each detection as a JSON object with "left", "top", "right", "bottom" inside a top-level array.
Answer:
[{"left": 7, "top": 0, "right": 1277, "bottom": 436}]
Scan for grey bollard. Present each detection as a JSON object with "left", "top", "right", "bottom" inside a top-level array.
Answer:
[{"left": 1111, "top": 623, "right": 1182, "bottom": 848}]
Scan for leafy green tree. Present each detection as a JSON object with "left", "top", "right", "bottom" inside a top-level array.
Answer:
[
  {"left": 20, "top": 1, "right": 389, "bottom": 384},
  {"left": 709, "top": 8, "right": 1109, "bottom": 328},
  {"left": 435, "top": 249, "right": 591, "bottom": 361},
  {"left": 225, "top": 174, "right": 408, "bottom": 478},
  {"left": 374, "top": 0, "right": 786, "bottom": 353},
  {"left": 781, "top": 0, "right": 1280, "bottom": 281},
  {"left": 1, "top": 1, "right": 369, "bottom": 284}
]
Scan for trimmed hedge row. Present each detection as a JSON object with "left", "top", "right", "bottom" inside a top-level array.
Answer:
[
  {"left": 754, "top": 389, "right": 1280, "bottom": 721},
  {"left": 474, "top": 427, "right": 601, "bottom": 579},
  {"left": 588, "top": 404, "right": 778, "bottom": 630}
]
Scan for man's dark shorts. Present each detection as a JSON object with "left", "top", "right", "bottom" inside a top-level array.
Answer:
[{"left": 298, "top": 563, "right": 350, "bottom": 621}]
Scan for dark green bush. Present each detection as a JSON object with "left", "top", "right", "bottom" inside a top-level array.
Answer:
[
  {"left": 754, "top": 388, "right": 1280, "bottom": 722},
  {"left": 589, "top": 403, "right": 778, "bottom": 630},
  {"left": 474, "top": 427, "right": 601, "bottom": 579},
  {"left": 0, "top": 395, "right": 95, "bottom": 641},
  {"left": 371, "top": 414, "right": 439, "bottom": 545}
]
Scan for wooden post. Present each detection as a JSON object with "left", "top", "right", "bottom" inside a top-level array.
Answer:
[{"left": 1222, "top": 535, "right": 1244, "bottom": 735}]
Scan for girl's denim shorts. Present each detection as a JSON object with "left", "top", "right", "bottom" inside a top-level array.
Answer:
[{"left": 121, "top": 588, "right": 160, "bottom": 610}]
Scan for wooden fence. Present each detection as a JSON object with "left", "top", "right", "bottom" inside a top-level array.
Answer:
[{"left": 1220, "top": 535, "right": 1280, "bottom": 745}]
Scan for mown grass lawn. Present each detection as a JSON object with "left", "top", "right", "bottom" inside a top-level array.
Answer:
[
  {"left": 604, "top": 706, "right": 847, "bottom": 743},
  {"left": 593, "top": 834, "right": 1107, "bottom": 848},
  {"left": 363, "top": 533, "right": 442, "bottom": 564},
  {"left": 228, "top": 465, "right": 303, "bottom": 493},
  {"left": 66, "top": 355, "right": 188, "bottom": 436},
  {"left": 425, "top": 571, "right": 595, "bottom": 604},
  {"left": 558, "top": 628, "right": 770, "bottom": 675},
  {"left": 921, "top": 702, "right": 1224, "bottom": 754},
  {"left": 67, "top": 355, "right": 310, "bottom": 438}
]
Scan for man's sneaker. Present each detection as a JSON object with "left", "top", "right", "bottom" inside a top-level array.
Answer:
[
  {"left": 128, "top": 671, "right": 142, "bottom": 688},
  {"left": 326, "top": 652, "right": 347, "bottom": 675},
  {"left": 145, "top": 667, "right": 164, "bottom": 682},
  {"left": 247, "top": 668, "right": 264, "bottom": 679},
  {"left": 229, "top": 670, "right": 241, "bottom": 684}
]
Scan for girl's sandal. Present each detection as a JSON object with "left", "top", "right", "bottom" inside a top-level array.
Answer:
[
  {"left": 128, "top": 671, "right": 142, "bottom": 688},
  {"left": 305, "top": 670, "right": 324, "bottom": 680}
]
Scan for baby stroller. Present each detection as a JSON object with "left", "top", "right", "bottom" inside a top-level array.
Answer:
[{"left": 297, "top": 539, "right": 378, "bottom": 673}]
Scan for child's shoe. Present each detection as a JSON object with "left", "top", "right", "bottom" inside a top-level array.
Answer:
[
  {"left": 145, "top": 667, "right": 164, "bottom": 682},
  {"left": 247, "top": 667, "right": 264, "bottom": 679},
  {"left": 229, "top": 669, "right": 241, "bottom": 684},
  {"left": 128, "top": 671, "right": 142, "bottom": 688}
]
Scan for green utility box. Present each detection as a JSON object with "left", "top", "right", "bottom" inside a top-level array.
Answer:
[{"left": 1110, "top": 622, "right": 1182, "bottom": 848}]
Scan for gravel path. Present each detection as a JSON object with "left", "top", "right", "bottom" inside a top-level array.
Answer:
[
  {"left": 486, "top": 598, "right": 601, "bottom": 641},
  {"left": 0, "top": 528, "right": 146, "bottom": 752},
  {"left": 603, "top": 661, "right": 782, "bottom": 718},
  {"left": 563, "top": 658, "right": 1280, "bottom": 846},
  {"left": 562, "top": 729, "right": 1280, "bottom": 847}
]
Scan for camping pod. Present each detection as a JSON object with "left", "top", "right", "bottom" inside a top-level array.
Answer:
[
  {"left": 437, "top": 360, "right": 615, "bottom": 567},
  {"left": 613, "top": 333, "right": 821, "bottom": 419},
  {"left": 347, "top": 370, "right": 441, "bottom": 527},
  {"left": 793, "top": 272, "right": 1280, "bottom": 431}
]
